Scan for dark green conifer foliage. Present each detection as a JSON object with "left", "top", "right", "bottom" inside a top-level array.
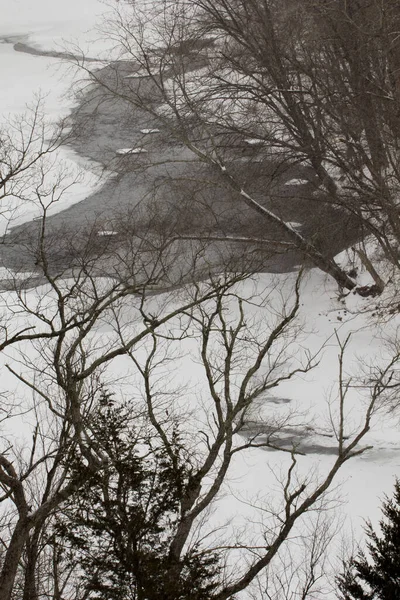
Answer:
[
  {"left": 56, "top": 392, "right": 221, "bottom": 600},
  {"left": 337, "top": 480, "right": 400, "bottom": 599}
]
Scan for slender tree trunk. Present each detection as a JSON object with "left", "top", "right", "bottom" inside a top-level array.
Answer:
[
  {"left": 0, "top": 518, "right": 31, "bottom": 600},
  {"left": 354, "top": 247, "right": 385, "bottom": 293},
  {"left": 22, "top": 526, "right": 42, "bottom": 600},
  {"left": 232, "top": 185, "right": 356, "bottom": 290}
]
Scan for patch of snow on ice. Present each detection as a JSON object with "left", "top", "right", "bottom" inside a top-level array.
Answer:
[
  {"left": 140, "top": 128, "right": 160, "bottom": 134},
  {"left": 124, "top": 70, "right": 154, "bottom": 79},
  {"left": 244, "top": 138, "right": 264, "bottom": 145},
  {"left": 285, "top": 221, "right": 302, "bottom": 229},
  {"left": 284, "top": 178, "right": 310, "bottom": 185},
  {"left": 116, "top": 147, "right": 148, "bottom": 155}
]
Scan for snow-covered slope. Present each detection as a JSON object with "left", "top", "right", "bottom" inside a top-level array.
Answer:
[
  {"left": 0, "top": 0, "right": 110, "bottom": 229},
  {"left": 0, "top": 0, "right": 105, "bottom": 50},
  {"left": 1, "top": 264, "right": 398, "bottom": 598},
  {"left": 0, "top": 0, "right": 107, "bottom": 115}
]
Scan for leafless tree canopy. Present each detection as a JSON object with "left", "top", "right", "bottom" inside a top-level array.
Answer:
[{"left": 71, "top": 0, "right": 400, "bottom": 293}]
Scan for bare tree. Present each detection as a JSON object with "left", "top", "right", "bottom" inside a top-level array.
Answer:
[
  {"left": 72, "top": 0, "right": 358, "bottom": 291},
  {"left": 177, "top": 0, "right": 400, "bottom": 289},
  {"left": 82, "top": 0, "right": 400, "bottom": 293},
  {"left": 0, "top": 99, "right": 76, "bottom": 236},
  {"left": 0, "top": 193, "right": 259, "bottom": 600},
  {"left": 1, "top": 233, "right": 396, "bottom": 600}
]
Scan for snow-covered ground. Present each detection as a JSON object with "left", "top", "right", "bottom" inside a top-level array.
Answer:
[
  {"left": 0, "top": 0, "right": 111, "bottom": 229},
  {"left": 149, "top": 264, "right": 400, "bottom": 597},
  {"left": 0, "top": 0, "right": 106, "bottom": 54},
  {"left": 184, "top": 266, "right": 400, "bottom": 596},
  {"left": 231, "top": 267, "right": 400, "bottom": 528},
  {"left": 0, "top": 0, "right": 110, "bottom": 117},
  {"left": 2, "top": 261, "right": 399, "bottom": 598}
]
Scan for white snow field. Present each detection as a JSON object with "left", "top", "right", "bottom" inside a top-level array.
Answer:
[
  {"left": 0, "top": 0, "right": 110, "bottom": 230},
  {"left": 178, "top": 267, "right": 400, "bottom": 597},
  {"left": 0, "top": 0, "right": 106, "bottom": 54},
  {"left": 1, "top": 262, "right": 399, "bottom": 598}
]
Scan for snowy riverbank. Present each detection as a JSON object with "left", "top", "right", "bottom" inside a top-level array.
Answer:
[{"left": 0, "top": 0, "right": 110, "bottom": 230}]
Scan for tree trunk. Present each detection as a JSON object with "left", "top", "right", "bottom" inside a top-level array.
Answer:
[
  {"left": 0, "top": 518, "right": 31, "bottom": 600},
  {"left": 233, "top": 187, "right": 356, "bottom": 290},
  {"left": 354, "top": 247, "right": 385, "bottom": 293},
  {"left": 22, "top": 525, "right": 42, "bottom": 600}
]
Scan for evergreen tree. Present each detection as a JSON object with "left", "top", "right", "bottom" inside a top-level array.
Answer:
[
  {"left": 337, "top": 480, "right": 400, "bottom": 599},
  {"left": 55, "top": 392, "right": 222, "bottom": 600}
]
